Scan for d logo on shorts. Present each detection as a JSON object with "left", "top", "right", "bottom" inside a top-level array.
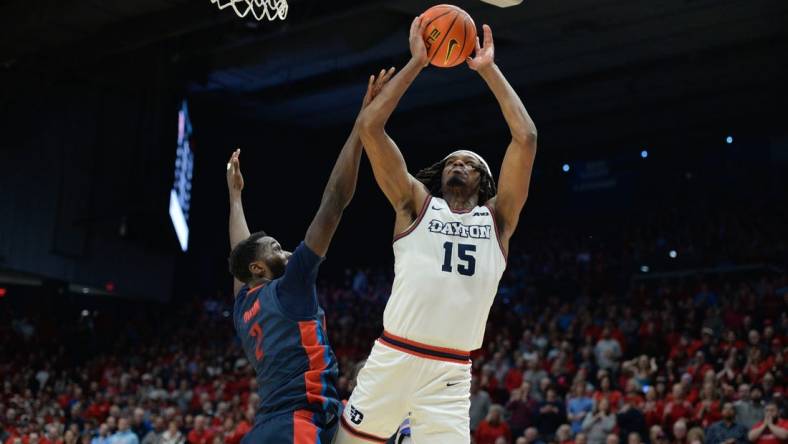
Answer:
[{"left": 349, "top": 405, "right": 364, "bottom": 425}]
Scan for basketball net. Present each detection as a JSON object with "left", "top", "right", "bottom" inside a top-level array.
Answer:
[{"left": 210, "top": 0, "right": 288, "bottom": 21}]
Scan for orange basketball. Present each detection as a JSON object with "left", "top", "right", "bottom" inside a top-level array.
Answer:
[{"left": 421, "top": 4, "right": 477, "bottom": 68}]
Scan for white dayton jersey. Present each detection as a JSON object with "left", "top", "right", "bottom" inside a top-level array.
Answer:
[{"left": 384, "top": 196, "right": 507, "bottom": 351}]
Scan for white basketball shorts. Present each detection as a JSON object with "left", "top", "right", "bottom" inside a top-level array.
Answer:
[{"left": 333, "top": 331, "right": 472, "bottom": 444}]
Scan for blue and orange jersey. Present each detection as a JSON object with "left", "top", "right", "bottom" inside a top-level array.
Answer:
[{"left": 233, "top": 242, "right": 340, "bottom": 421}]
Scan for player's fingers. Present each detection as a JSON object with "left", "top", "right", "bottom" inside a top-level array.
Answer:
[
  {"left": 377, "top": 71, "right": 386, "bottom": 87},
  {"left": 483, "top": 24, "right": 493, "bottom": 47},
  {"left": 410, "top": 16, "right": 420, "bottom": 36},
  {"left": 475, "top": 36, "right": 481, "bottom": 54},
  {"left": 418, "top": 15, "right": 428, "bottom": 34},
  {"left": 383, "top": 67, "right": 396, "bottom": 82}
]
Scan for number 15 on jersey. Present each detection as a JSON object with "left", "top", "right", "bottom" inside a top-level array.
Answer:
[{"left": 441, "top": 241, "right": 476, "bottom": 276}]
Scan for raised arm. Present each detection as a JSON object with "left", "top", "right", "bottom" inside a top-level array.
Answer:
[
  {"left": 468, "top": 25, "right": 538, "bottom": 251},
  {"left": 356, "top": 17, "right": 430, "bottom": 222},
  {"left": 305, "top": 69, "right": 397, "bottom": 257},
  {"left": 227, "top": 149, "right": 250, "bottom": 295}
]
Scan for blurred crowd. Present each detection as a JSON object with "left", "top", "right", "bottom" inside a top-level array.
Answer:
[{"left": 1, "top": 205, "right": 786, "bottom": 444}]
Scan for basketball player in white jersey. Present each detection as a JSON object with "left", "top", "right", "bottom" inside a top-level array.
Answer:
[{"left": 333, "top": 17, "right": 537, "bottom": 444}]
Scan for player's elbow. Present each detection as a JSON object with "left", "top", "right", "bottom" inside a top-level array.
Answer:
[
  {"left": 357, "top": 108, "right": 385, "bottom": 136},
  {"left": 511, "top": 125, "right": 537, "bottom": 147}
]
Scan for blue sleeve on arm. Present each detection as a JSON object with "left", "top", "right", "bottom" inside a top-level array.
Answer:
[{"left": 277, "top": 241, "right": 325, "bottom": 318}]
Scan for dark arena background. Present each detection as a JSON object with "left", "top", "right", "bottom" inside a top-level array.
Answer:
[{"left": 0, "top": 0, "right": 786, "bottom": 443}]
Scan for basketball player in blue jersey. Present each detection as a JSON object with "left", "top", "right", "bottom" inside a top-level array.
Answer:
[
  {"left": 226, "top": 68, "right": 396, "bottom": 444},
  {"left": 334, "top": 19, "right": 538, "bottom": 444}
]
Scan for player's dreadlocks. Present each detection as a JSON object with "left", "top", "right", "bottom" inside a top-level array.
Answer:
[
  {"left": 228, "top": 231, "right": 268, "bottom": 283},
  {"left": 414, "top": 158, "right": 497, "bottom": 205}
]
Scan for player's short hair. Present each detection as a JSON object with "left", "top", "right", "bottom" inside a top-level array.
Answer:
[
  {"left": 228, "top": 231, "right": 268, "bottom": 283},
  {"left": 415, "top": 156, "right": 497, "bottom": 205}
]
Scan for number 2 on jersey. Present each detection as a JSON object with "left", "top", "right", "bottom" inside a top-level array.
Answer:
[
  {"left": 249, "top": 323, "right": 264, "bottom": 361},
  {"left": 441, "top": 242, "right": 476, "bottom": 276}
]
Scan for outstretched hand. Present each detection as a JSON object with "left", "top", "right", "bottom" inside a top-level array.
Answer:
[
  {"left": 226, "top": 148, "right": 243, "bottom": 199},
  {"left": 467, "top": 24, "right": 495, "bottom": 72},
  {"left": 361, "top": 67, "right": 397, "bottom": 109},
  {"left": 409, "top": 16, "right": 429, "bottom": 67}
]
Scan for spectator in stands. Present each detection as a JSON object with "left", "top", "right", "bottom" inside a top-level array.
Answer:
[
  {"left": 131, "top": 409, "right": 150, "bottom": 442},
  {"left": 595, "top": 328, "right": 622, "bottom": 373},
  {"left": 475, "top": 405, "right": 512, "bottom": 444},
  {"left": 672, "top": 420, "right": 688, "bottom": 444},
  {"left": 695, "top": 381, "right": 722, "bottom": 428},
  {"left": 568, "top": 382, "right": 594, "bottom": 434},
  {"left": 108, "top": 418, "right": 137, "bottom": 444},
  {"left": 643, "top": 387, "right": 665, "bottom": 429},
  {"left": 91, "top": 424, "right": 111, "bottom": 444},
  {"left": 635, "top": 357, "right": 658, "bottom": 388},
  {"left": 471, "top": 376, "right": 493, "bottom": 433},
  {"left": 582, "top": 398, "right": 616, "bottom": 444},
  {"left": 537, "top": 387, "right": 566, "bottom": 439},
  {"left": 160, "top": 422, "right": 183, "bottom": 444},
  {"left": 595, "top": 375, "right": 623, "bottom": 411},
  {"left": 630, "top": 432, "right": 647, "bottom": 444},
  {"left": 64, "top": 429, "right": 78, "bottom": 444},
  {"left": 617, "top": 395, "right": 648, "bottom": 443},
  {"left": 141, "top": 417, "right": 164, "bottom": 444},
  {"left": 0, "top": 220, "right": 785, "bottom": 444},
  {"left": 679, "top": 374, "right": 699, "bottom": 404},
  {"left": 556, "top": 425, "right": 574, "bottom": 444},
  {"left": 522, "top": 427, "right": 544, "bottom": 444},
  {"left": 506, "top": 358, "right": 526, "bottom": 393},
  {"left": 651, "top": 425, "right": 667, "bottom": 444},
  {"left": 607, "top": 434, "right": 620, "bottom": 444},
  {"left": 185, "top": 416, "right": 212, "bottom": 444},
  {"left": 747, "top": 402, "right": 788, "bottom": 444},
  {"left": 624, "top": 382, "right": 644, "bottom": 408},
  {"left": 491, "top": 351, "right": 513, "bottom": 386},
  {"left": 507, "top": 387, "right": 538, "bottom": 438},
  {"left": 760, "top": 373, "right": 779, "bottom": 403},
  {"left": 524, "top": 360, "right": 549, "bottom": 400},
  {"left": 686, "top": 427, "right": 705, "bottom": 444},
  {"left": 706, "top": 402, "right": 749, "bottom": 444},
  {"left": 663, "top": 384, "right": 693, "bottom": 429},
  {"left": 736, "top": 385, "right": 765, "bottom": 429}
]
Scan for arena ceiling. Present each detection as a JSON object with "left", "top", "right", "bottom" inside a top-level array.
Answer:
[{"left": 1, "top": 0, "right": 786, "bottom": 152}]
